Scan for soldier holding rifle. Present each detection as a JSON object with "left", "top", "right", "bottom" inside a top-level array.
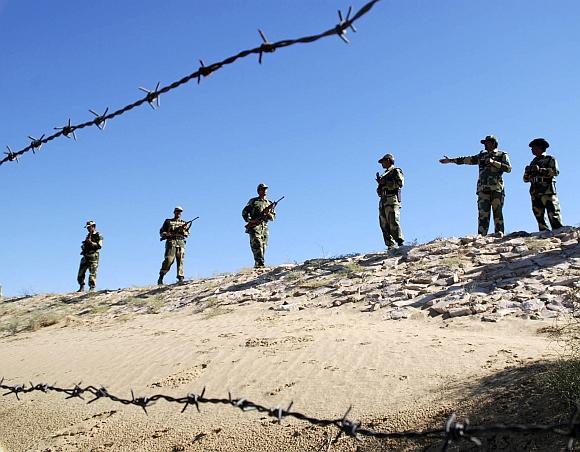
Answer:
[
  {"left": 376, "top": 153, "right": 405, "bottom": 250},
  {"left": 524, "top": 138, "right": 563, "bottom": 231},
  {"left": 77, "top": 220, "right": 103, "bottom": 292},
  {"left": 158, "top": 206, "right": 196, "bottom": 285},
  {"left": 242, "top": 183, "right": 282, "bottom": 268}
]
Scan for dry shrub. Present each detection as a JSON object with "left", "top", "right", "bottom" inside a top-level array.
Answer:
[{"left": 543, "top": 289, "right": 580, "bottom": 405}]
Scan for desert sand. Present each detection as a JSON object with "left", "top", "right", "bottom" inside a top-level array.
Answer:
[
  {"left": 1, "top": 230, "right": 578, "bottom": 451},
  {"left": 0, "top": 298, "right": 561, "bottom": 451}
]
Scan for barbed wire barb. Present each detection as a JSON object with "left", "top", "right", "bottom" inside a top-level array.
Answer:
[
  {"left": 89, "top": 108, "right": 109, "bottom": 130},
  {"left": 54, "top": 118, "right": 77, "bottom": 140},
  {"left": 1, "top": 0, "right": 382, "bottom": 167},
  {"left": 138, "top": 82, "right": 161, "bottom": 110},
  {"left": 258, "top": 29, "right": 275, "bottom": 64},
  {"left": 4, "top": 145, "right": 18, "bottom": 162},
  {"left": 197, "top": 60, "right": 212, "bottom": 84}
]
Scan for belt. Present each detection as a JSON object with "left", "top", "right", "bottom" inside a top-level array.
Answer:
[
  {"left": 381, "top": 189, "right": 398, "bottom": 196},
  {"left": 530, "top": 177, "right": 552, "bottom": 183}
]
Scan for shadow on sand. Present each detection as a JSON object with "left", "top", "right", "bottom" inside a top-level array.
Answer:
[{"left": 356, "top": 361, "right": 577, "bottom": 451}]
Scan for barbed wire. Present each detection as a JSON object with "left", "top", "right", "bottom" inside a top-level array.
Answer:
[
  {"left": 1, "top": 378, "right": 578, "bottom": 450},
  {"left": 1, "top": 0, "right": 380, "bottom": 167}
]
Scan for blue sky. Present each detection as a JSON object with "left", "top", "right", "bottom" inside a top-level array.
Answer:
[{"left": 1, "top": 0, "right": 579, "bottom": 296}]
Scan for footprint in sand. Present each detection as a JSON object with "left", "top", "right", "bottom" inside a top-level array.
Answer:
[{"left": 149, "top": 362, "right": 209, "bottom": 388}]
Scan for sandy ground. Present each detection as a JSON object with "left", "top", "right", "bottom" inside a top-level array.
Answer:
[{"left": 0, "top": 299, "right": 560, "bottom": 451}]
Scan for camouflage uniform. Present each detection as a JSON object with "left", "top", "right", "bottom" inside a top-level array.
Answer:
[
  {"left": 377, "top": 162, "right": 405, "bottom": 248},
  {"left": 77, "top": 224, "right": 103, "bottom": 290},
  {"left": 159, "top": 217, "right": 189, "bottom": 282},
  {"left": 242, "top": 196, "right": 276, "bottom": 268},
  {"left": 523, "top": 140, "right": 563, "bottom": 231},
  {"left": 451, "top": 144, "right": 512, "bottom": 235}
]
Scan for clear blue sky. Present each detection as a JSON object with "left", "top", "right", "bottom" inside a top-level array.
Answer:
[{"left": 1, "top": 0, "right": 579, "bottom": 296}]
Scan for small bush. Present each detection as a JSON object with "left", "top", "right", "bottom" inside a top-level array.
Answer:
[
  {"left": 202, "top": 306, "right": 233, "bottom": 320},
  {"left": 24, "top": 312, "right": 62, "bottom": 332},
  {"left": 284, "top": 270, "right": 303, "bottom": 281},
  {"left": 543, "top": 289, "right": 580, "bottom": 405},
  {"left": 0, "top": 318, "right": 20, "bottom": 335}
]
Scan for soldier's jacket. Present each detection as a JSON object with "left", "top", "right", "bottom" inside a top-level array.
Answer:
[
  {"left": 453, "top": 150, "right": 512, "bottom": 193},
  {"left": 242, "top": 197, "right": 276, "bottom": 234},
  {"left": 377, "top": 167, "right": 404, "bottom": 204},
  {"left": 160, "top": 218, "right": 189, "bottom": 243},
  {"left": 81, "top": 232, "right": 103, "bottom": 256},
  {"left": 523, "top": 154, "right": 559, "bottom": 196}
]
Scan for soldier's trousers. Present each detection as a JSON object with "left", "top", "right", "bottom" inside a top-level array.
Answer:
[
  {"left": 249, "top": 231, "right": 268, "bottom": 267},
  {"left": 160, "top": 240, "right": 185, "bottom": 278},
  {"left": 379, "top": 201, "right": 404, "bottom": 247},
  {"left": 477, "top": 191, "right": 504, "bottom": 235},
  {"left": 78, "top": 254, "right": 99, "bottom": 288},
  {"left": 531, "top": 194, "right": 563, "bottom": 231}
]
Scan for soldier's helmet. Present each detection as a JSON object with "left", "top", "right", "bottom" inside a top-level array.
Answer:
[
  {"left": 257, "top": 183, "right": 269, "bottom": 192},
  {"left": 529, "top": 138, "right": 550, "bottom": 149},
  {"left": 174, "top": 206, "right": 183, "bottom": 212},
  {"left": 378, "top": 153, "right": 395, "bottom": 163},
  {"left": 85, "top": 220, "right": 96, "bottom": 228},
  {"left": 480, "top": 135, "right": 498, "bottom": 145}
]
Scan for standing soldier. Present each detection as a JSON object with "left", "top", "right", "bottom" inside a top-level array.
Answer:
[
  {"left": 439, "top": 135, "right": 512, "bottom": 236},
  {"left": 524, "top": 138, "right": 563, "bottom": 231},
  {"left": 376, "top": 153, "right": 405, "bottom": 249},
  {"left": 158, "top": 206, "right": 189, "bottom": 285},
  {"left": 77, "top": 220, "right": 103, "bottom": 292},
  {"left": 242, "top": 183, "right": 276, "bottom": 268}
]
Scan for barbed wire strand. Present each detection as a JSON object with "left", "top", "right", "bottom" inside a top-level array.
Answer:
[
  {"left": 1, "top": 379, "right": 578, "bottom": 450},
  {"left": 1, "top": 0, "right": 380, "bottom": 167}
]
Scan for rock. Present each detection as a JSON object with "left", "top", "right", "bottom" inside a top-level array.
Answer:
[
  {"left": 471, "top": 303, "right": 489, "bottom": 314},
  {"left": 448, "top": 307, "right": 472, "bottom": 317},
  {"left": 496, "top": 300, "right": 522, "bottom": 310},
  {"left": 392, "top": 293, "right": 436, "bottom": 308},
  {"left": 522, "top": 299, "right": 544, "bottom": 312},
  {"left": 389, "top": 308, "right": 409, "bottom": 320},
  {"left": 430, "top": 292, "right": 471, "bottom": 314},
  {"left": 273, "top": 303, "right": 298, "bottom": 312},
  {"left": 546, "top": 302, "right": 569, "bottom": 313}
]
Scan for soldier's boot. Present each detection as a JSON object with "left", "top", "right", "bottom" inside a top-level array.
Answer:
[
  {"left": 157, "top": 273, "right": 165, "bottom": 285},
  {"left": 177, "top": 276, "right": 184, "bottom": 284},
  {"left": 88, "top": 287, "right": 96, "bottom": 293},
  {"left": 396, "top": 239, "right": 404, "bottom": 247},
  {"left": 77, "top": 284, "right": 85, "bottom": 292}
]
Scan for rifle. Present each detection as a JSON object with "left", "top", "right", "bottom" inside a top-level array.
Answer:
[
  {"left": 80, "top": 232, "right": 92, "bottom": 254},
  {"left": 524, "top": 165, "right": 540, "bottom": 178},
  {"left": 160, "top": 217, "right": 199, "bottom": 241},
  {"left": 244, "top": 196, "right": 284, "bottom": 233},
  {"left": 376, "top": 172, "right": 401, "bottom": 202}
]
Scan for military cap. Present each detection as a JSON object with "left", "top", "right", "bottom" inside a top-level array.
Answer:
[
  {"left": 529, "top": 138, "right": 550, "bottom": 149},
  {"left": 378, "top": 153, "right": 395, "bottom": 163},
  {"left": 85, "top": 220, "right": 96, "bottom": 228},
  {"left": 480, "top": 135, "right": 498, "bottom": 144},
  {"left": 174, "top": 206, "right": 183, "bottom": 212},
  {"left": 257, "top": 183, "right": 269, "bottom": 190}
]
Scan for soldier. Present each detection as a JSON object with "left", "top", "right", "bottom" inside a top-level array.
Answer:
[
  {"left": 77, "top": 220, "right": 103, "bottom": 292},
  {"left": 242, "top": 183, "right": 276, "bottom": 268},
  {"left": 440, "top": 135, "right": 512, "bottom": 236},
  {"left": 376, "top": 153, "right": 405, "bottom": 249},
  {"left": 158, "top": 206, "right": 189, "bottom": 285},
  {"left": 524, "top": 138, "right": 563, "bottom": 231}
]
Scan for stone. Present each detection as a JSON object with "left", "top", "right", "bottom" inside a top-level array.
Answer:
[
  {"left": 522, "top": 299, "right": 544, "bottom": 312},
  {"left": 448, "top": 307, "right": 472, "bottom": 317}
]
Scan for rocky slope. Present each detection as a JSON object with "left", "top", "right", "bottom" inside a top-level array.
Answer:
[{"left": 1, "top": 227, "right": 579, "bottom": 334}]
